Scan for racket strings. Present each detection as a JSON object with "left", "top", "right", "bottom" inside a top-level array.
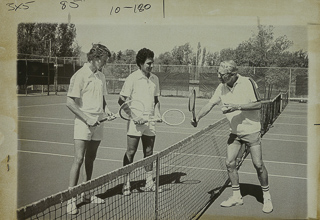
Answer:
[
  {"left": 119, "top": 100, "right": 145, "bottom": 120},
  {"left": 162, "top": 109, "right": 185, "bottom": 126}
]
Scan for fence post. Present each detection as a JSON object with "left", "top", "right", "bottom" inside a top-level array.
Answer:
[
  {"left": 155, "top": 156, "right": 160, "bottom": 220},
  {"left": 288, "top": 68, "right": 292, "bottom": 100}
]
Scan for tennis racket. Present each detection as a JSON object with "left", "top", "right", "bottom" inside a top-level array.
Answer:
[
  {"left": 149, "top": 103, "right": 186, "bottom": 126},
  {"left": 99, "top": 100, "right": 145, "bottom": 123},
  {"left": 188, "top": 89, "right": 196, "bottom": 123}
]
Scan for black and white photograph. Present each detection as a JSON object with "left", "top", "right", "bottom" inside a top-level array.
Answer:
[{"left": 0, "top": 1, "right": 319, "bottom": 220}]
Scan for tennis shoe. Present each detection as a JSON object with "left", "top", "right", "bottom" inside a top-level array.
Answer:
[
  {"left": 80, "top": 193, "right": 105, "bottom": 204},
  {"left": 220, "top": 196, "right": 243, "bottom": 207},
  {"left": 122, "top": 184, "right": 131, "bottom": 196},
  {"left": 144, "top": 181, "right": 163, "bottom": 193},
  {"left": 262, "top": 198, "right": 273, "bottom": 213},
  {"left": 90, "top": 195, "right": 105, "bottom": 204},
  {"left": 67, "top": 198, "right": 78, "bottom": 215}
]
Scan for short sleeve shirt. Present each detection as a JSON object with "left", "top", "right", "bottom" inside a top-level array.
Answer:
[
  {"left": 67, "top": 63, "right": 108, "bottom": 116},
  {"left": 120, "top": 69, "right": 160, "bottom": 115},
  {"left": 209, "top": 75, "right": 261, "bottom": 135}
]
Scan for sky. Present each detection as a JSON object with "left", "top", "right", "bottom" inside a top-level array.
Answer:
[{"left": 75, "top": 24, "right": 308, "bottom": 56}]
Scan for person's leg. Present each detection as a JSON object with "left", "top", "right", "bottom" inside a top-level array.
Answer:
[
  {"left": 141, "top": 135, "right": 155, "bottom": 171},
  {"left": 124, "top": 135, "right": 140, "bottom": 165},
  {"left": 141, "top": 135, "right": 157, "bottom": 189},
  {"left": 69, "top": 140, "right": 87, "bottom": 187},
  {"left": 122, "top": 135, "right": 140, "bottom": 195},
  {"left": 250, "top": 142, "right": 273, "bottom": 213},
  {"left": 84, "top": 140, "right": 100, "bottom": 181},
  {"left": 67, "top": 139, "right": 86, "bottom": 215},
  {"left": 220, "top": 134, "right": 243, "bottom": 207}
]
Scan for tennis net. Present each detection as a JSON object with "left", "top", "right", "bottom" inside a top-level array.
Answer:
[
  {"left": 17, "top": 92, "right": 288, "bottom": 220},
  {"left": 261, "top": 92, "right": 289, "bottom": 135}
]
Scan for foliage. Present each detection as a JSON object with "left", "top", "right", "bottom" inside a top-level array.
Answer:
[
  {"left": 170, "top": 43, "right": 193, "bottom": 65},
  {"left": 17, "top": 23, "right": 79, "bottom": 58}
]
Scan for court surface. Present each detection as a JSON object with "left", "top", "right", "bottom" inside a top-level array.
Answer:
[{"left": 17, "top": 94, "right": 307, "bottom": 219}]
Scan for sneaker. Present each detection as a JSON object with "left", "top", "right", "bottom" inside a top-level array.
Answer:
[
  {"left": 122, "top": 184, "right": 131, "bottom": 196},
  {"left": 67, "top": 198, "right": 78, "bottom": 215},
  {"left": 90, "top": 195, "right": 105, "bottom": 204},
  {"left": 220, "top": 196, "right": 243, "bottom": 207},
  {"left": 80, "top": 192, "right": 90, "bottom": 203},
  {"left": 144, "top": 181, "right": 163, "bottom": 193},
  {"left": 81, "top": 192, "right": 105, "bottom": 204},
  {"left": 262, "top": 198, "right": 273, "bottom": 213}
]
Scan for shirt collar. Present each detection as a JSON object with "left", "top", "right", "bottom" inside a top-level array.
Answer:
[
  {"left": 84, "top": 63, "right": 101, "bottom": 76},
  {"left": 137, "top": 69, "right": 154, "bottom": 80},
  {"left": 225, "top": 74, "right": 242, "bottom": 90}
]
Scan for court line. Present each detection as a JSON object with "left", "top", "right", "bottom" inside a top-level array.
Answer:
[
  {"left": 238, "top": 171, "right": 307, "bottom": 180},
  {"left": 279, "top": 115, "right": 308, "bottom": 119},
  {"left": 18, "top": 103, "right": 66, "bottom": 108},
  {"left": 262, "top": 137, "right": 307, "bottom": 143},
  {"left": 18, "top": 150, "right": 306, "bottom": 180},
  {"left": 18, "top": 139, "right": 307, "bottom": 166},
  {"left": 272, "top": 123, "right": 307, "bottom": 126},
  {"left": 18, "top": 138, "right": 153, "bottom": 154},
  {"left": 266, "top": 133, "right": 307, "bottom": 138},
  {"left": 17, "top": 118, "right": 211, "bottom": 134},
  {"left": 18, "top": 117, "right": 308, "bottom": 140}
]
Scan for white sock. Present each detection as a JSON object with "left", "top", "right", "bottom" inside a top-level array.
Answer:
[
  {"left": 146, "top": 171, "right": 153, "bottom": 184},
  {"left": 232, "top": 185, "right": 242, "bottom": 198},
  {"left": 262, "top": 185, "right": 271, "bottom": 199}
]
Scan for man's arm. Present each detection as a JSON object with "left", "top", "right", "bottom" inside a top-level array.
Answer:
[
  {"left": 222, "top": 101, "right": 261, "bottom": 114},
  {"left": 66, "top": 96, "right": 98, "bottom": 126},
  {"left": 191, "top": 101, "right": 216, "bottom": 127},
  {"left": 118, "top": 95, "right": 128, "bottom": 106},
  {"left": 103, "top": 96, "right": 113, "bottom": 115}
]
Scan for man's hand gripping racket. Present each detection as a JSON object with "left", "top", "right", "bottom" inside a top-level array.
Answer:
[
  {"left": 99, "top": 100, "right": 145, "bottom": 124},
  {"left": 189, "top": 89, "right": 198, "bottom": 127}
]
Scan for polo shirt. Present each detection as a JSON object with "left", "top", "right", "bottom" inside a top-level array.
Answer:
[
  {"left": 120, "top": 69, "right": 160, "bottom": 115},
  {"left": 209, "top": 75, "right": 261, "bottom": 135},
  {"left": 67, "top": 63, "right": 107, "bottom": 116}
]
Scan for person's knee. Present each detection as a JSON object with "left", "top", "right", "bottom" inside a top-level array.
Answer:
[
  {"left": 225, "top": 159, "right": 236, "bottom": 172},
  {"left": 126, "top": 148, "right": 137, "bottom": 157},
  {"left": 253, "top": 161, "right": 264, "bottom": 174},
  {"left": 144, "top": 147, "right": 153, "bottom": 157},
  {"left": 74, "top": 155, "right": 84, "bottom": 165}
]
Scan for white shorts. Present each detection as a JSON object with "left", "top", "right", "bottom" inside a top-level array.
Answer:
[
  {"left": 126, "top": 120, "right": 156, "bottom": 137},
  {"left": 74, "top": 117, "right": 104, "bottom": 141}
]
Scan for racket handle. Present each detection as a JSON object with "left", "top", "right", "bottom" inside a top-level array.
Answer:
[
  {"left": 99, "top": 113, "right": 118, "bottom": 122},
  {"left": 148, "top": 118, "right": 162, "bottom": 123}
]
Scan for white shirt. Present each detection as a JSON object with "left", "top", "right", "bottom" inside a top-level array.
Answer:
[
  {"left": 120, "top": 69, "right": 160, "bottom": 115},
  {"left": 67, "top": 63, "right": 108, "bottom": 117},
  {"left": 209, "top": 75, "right": 261, "bottom": 135}
]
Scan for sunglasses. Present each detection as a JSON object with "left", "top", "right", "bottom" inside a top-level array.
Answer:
[{"left": 217, "top": 72, "right": 233, "bottom": 78}]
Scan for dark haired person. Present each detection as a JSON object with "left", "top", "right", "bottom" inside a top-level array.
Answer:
[
  {"left": 118, "top": 48, "right": 161, "bottom": 196},
  {"left": 66, "top": 44, "right": 113, "bottom": 214},
  {"left": 192, "top": 60, "right": 273, "bottom": 213}
]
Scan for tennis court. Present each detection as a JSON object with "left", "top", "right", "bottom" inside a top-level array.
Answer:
[{"left": 17, "top": 93, "right": 307, "bottom": 219}]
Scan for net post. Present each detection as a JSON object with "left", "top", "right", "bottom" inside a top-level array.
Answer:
[{"left": 155, "top": 155, "right": 160, "bottom": 220}]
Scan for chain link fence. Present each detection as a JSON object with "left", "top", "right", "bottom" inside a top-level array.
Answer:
[{"left": 16, "top": 60, "right": 308, "bottom": 100}]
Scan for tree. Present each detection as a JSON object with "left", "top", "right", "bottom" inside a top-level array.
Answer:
[
  {"left": 171, "top": 43, "right": 193, "bottom": 65},
  {"left": 236, "top": 25, "right": 294, "bottom": 67},
  {"left": 219, "top": 48, "right": 236, "bottom": 62},
  {"left": 201, "top": 47, "right": 207, "bottom": 66},
  {"left": 116, "top": 51, "right": 123, "bottom": 61},
  {"left": 157, "top": 52, "right": 174, "bottom": 65},
  {"left": 196, "top": 42, "right": 201, "bottom": 67},
  {"left": 56, "top": 23, "right": 79, "bottom": 57},
  {"left": 17, "top": 23, "right": 79, "bottom": 58}
]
